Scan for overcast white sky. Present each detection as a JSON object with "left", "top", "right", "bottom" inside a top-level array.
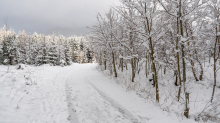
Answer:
[{"left": 0, "top": 0, "right": 121, "bottom": 34}]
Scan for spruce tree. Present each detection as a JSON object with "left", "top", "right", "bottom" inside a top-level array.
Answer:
[
  {"left": 2, "top": 35, "right": 17, "bottom": 65},
  {"left": 16, "top": 31, "right": 27, "bottom": 64},
  {"left": 31, "top": 34, "right": 39, "bottom": 65},
  {"left": 48, "top": 41, "right": 58, "bottom": 66},
  {"left": 69, "top": 38, "right": 78, "bottom": 63},
  {"left": 0, "top": 41, "right": 3, "bottom": 64},
  {"left": 63, "top": 40, "right": 72, "bottom": 65},
  {"left": 36, "top": 37, "right": 48, "bottom": 65}
]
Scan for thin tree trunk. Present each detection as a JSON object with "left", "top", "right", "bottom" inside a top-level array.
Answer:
[
  {"left": 104, "top": 51, "right": 106, "bottom": 70},
  {"left": 149, "top": 37, "right": 159, "bottom": 102},
  {"left": 177, "top": 17, "right": 182, "bottom": 102},
  {"left": 131, "top": 57, "right": 135, "bottom": 82},
  {"left": 121, "top": 57, "right": 123, "bottom": 72},
  {"left": 179, "top": 1, "right": 189, "bottom": 117},
  {"left": 211, "top": 27, "right": 219, "bottom": 103},
  {"left": 112, "top": 51, "right": 117, "bottom": 78},
  {"left": 104, "top": 60, "right": 107, "bottom": 70},
  {"left": 145, "top": 54, "right": 148, "bottom": 78},
  {"left": 186, "top": 26, "right": 199, "bottom": 81},
  {"left": 190, "top": 60, "right": 199, "bottom": 81},
  {"left": 164, "top": 66, "right": 166, "bottom": 74}
]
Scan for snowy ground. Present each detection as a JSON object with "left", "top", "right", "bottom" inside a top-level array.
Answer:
[
  {"left": 0, "top": 63, "right": 219, "bottom": 123},
  {"left": 0, "top": 64, "right": 72, "bottom": 123}
]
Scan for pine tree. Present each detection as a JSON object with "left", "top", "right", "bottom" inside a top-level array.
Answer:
[
  {"left": 48, "top": 40, "right": 58, "bottom": 66},
  {"left": 36, "top": 37, "right": 48, "bottom": 65},
  {"left": 25, "top": 34, "right": 33, "bottom": 64},
  {"left": 2, "top": 35, "right": 17, "bottom": 65},
  {"left": 79, "top": 40, "right": 86, "bottom": 63},
  {"left": 16, "top": 31, "right": 27, "bottom": 64},
  {"left": 0, "top": 41, "right": 3, "bottom": 64},
  {"left": 63, "top": 40, "right": 72, "bottom": 65},
  {"left": 57, "top": 35, "right": 65, "bottom": 66},
  {"left": 31, "top": 33, "right": 39, "bottom": 65}
]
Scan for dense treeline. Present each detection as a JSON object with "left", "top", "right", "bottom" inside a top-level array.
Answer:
[
  {"left": 89, "top": 0, "right": 220, "bottom": 118},
  {"left": 0, "top": 26, "right": 93, "bottom": 66}
]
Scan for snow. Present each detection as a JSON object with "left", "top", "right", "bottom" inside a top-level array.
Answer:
[
  {"left": 180, "top": 37, "right": 187, "bottom": 42},
  {"left": 0, "top": 64, "right": 73, "bottom": 123},
  {"left": 166, "top": 50, "right": 170, "bottom": 54},
  {"left": 84, "top": 64, "right": 197, "bottom": 123},
  {"left": 66, "top": 67, "right": 132, "bottom": 123},
  {"left": 143, "top": 42, "right": 149, "bottom": 49},
  {"left": 0, "top": 63, "right": 219, "bottom": 123}
]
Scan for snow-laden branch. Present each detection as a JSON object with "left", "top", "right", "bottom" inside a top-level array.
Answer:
[{"left": 157, "top": 0, "right": 178, "bottom": 17}]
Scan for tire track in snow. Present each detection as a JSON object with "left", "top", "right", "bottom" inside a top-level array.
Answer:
[
  {"left": 85, "top": 77, "right": 141, "bottom": 123},
  {"left": 65, "top": 66, "right": 80, "bottom": 123}
]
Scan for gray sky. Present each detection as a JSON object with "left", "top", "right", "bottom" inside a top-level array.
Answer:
[{"left": 0, "top": 0, "right": 121, "bottom": 34}]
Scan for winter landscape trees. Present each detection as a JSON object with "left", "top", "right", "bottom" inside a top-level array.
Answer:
[
  {"left": 89, "top": 0, "right": 220, "bottom": 121},
  {"left": 0, "top": 26, "right": 94, "bottom": 66},
  {"left": 0, "top": 0, "right": 220, "bottom": 122}
]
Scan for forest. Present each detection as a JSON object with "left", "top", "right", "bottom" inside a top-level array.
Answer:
[
  {"left": 0, "top": 0, "right": 220, "bottom": 122},
  {"left": 0, "top": 26, "right": 93, "bottom": 66},
  {"left": 89, "top": 0, "right": 220, "bottom": 121}
]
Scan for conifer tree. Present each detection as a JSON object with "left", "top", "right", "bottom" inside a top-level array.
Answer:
[
  {"left": 31, "top": 33, "right": 39, "bottom": 65},
  {"left": 69, "top": 38, "right": 78, "bottom": 63},
  {"left": 36, "top": 37, "right": 48, "bottom": 65},
  {"left": 48, "top": 40, "right": 58, "bottom": 66},
  {"left": 63, "top": 40, "right": 72, "bottom": 65},
  {"left": 16, "top": 31, "right": 27, "bottom": 64},
  {"left": 2, "top": 35, "right": 17, "bottom": 65},
  {"left": 0, "top": 35, "right": 3, "bottom": 64},
  {"left": 0, "top": 43, "right": 3, "bottom": 64}
]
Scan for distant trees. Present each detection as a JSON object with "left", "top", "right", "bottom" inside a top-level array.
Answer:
[
  {"left": 0, "top": 26, "right": 93, "bottom": 66},
  {"left": 2, "top": 35, "right": 17, "bottom": 65}
]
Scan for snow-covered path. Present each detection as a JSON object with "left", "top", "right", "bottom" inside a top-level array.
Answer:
[
  {"left": 0, "top": 63, "right": 197, "bottom": 123},
  {"left": 65, "top": 65, "right": 132, "bottom": 123},
  {"left": 65, "top": 64, "right": 196, "bottom": 123}
]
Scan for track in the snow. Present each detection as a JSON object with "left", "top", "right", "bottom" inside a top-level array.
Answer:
[
  {"left": 85, "top": 77, "right": 142, "bottom": 123},
  {"left": 65, "top": 66, "right": 80, "bottom": 123}
]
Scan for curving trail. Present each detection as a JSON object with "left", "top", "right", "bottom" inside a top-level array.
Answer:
[
  {"left": 65, "top": 64, "right": 133, "bottom": 123},
  {"left": 0, "top": 63, "right": 197, "bottom": 123},
  {"left": 65, "top": 64, "right": 196, "bottom": 123}
]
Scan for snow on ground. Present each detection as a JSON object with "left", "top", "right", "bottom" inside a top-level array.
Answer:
[
  {"left": 0, "top": 63, "right": 219, "bottom": 123},
  {"left": 96, "top": 62, "right": 220, "bottom": 123},
  {"left": 83, "top": 64, "right": 197, "bottom": 123},
  {"left": 65, "top": 65, "right": 132, "bottom": 123},
  {"left": 0, "top": 64, "right": 74, "bottom": 123}
]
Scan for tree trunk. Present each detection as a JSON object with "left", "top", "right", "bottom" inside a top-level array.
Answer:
[
  {"left": 190, "top": 60, "right": 199, "bottom": 81},
  {"left": 131, "top": 57, "right": 135, "bottom": 82},
  {"left": 176, "top": 17, "right": 182, "bottom": 102},
  {"left": 104, "top": 51, "right": 106, "bottom": 70},
  {"left": 164, "top": 66, "right": 166, "bottom": 74},
  {"left": 211, "top": 27, "right": 219, "bottom": 103},
  {"left": 121, "top": 58, "right": 123, "bottom": 72},
  {"left": 179, "top": 1, "right": 189, "bottom": 117},
  {"left": 104, "top": 60, "right": 107, "bottom": 70},
  {"left": 112, "top": 51, "right": 117, "bottom": 78},
  {"left": 149, "top": 37, "right": 159, "bottom": 102},
  {"left": 145, "top": 54, "right": 148, "bottom": 78}
]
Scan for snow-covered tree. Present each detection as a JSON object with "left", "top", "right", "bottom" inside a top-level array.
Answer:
[
  {"left": 63, "top": 40, "right": 72, "bottom": 65},
  {"left": 48, "top": 39, "right": 58, "bottom": 66}
]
